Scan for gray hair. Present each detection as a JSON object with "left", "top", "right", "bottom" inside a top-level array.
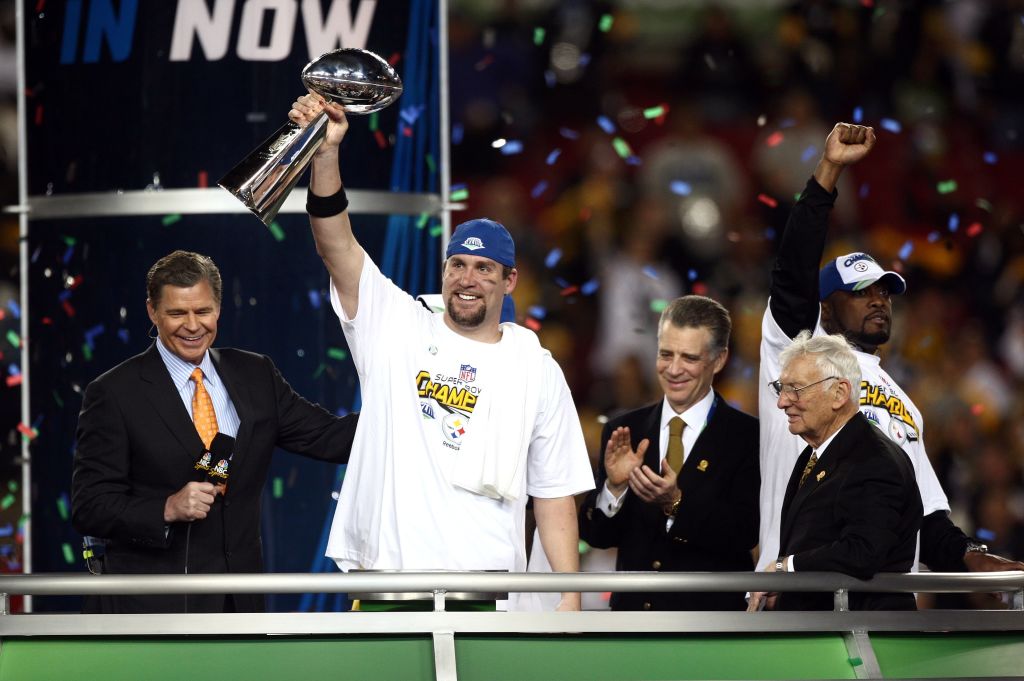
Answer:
[
  {"left": 657, "top": 295, "right": 731, "bottom": 356},
  {"left": 779, "top": 330, "right": 861, "bottom": 403}
]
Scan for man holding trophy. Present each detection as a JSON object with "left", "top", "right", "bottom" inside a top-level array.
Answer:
[{"left": 287, "top": 94, "right": 594, "bottom": 610}]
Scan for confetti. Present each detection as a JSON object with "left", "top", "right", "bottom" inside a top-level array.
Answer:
[
  {"left": 936, "top": 180, "right": 958, "bottom": 195},
  {"left": 801, "top": 145, "right": 817, "bottom": 163},
  {"left": 416, "top": 213, "right": 430, "bottom": 229},
  {"left": 560, "top": 285, "right": 579, "bottom": 297},
  {"left": 0, "top": 494, "right": 14, "bottom": 510},
  {"left": 531, "top": 181, "right": 548, "bottom": 199},
  {"left": 859, "top": 183, "right": 870, "bottom": 198},
  {"left": 670, "top": 181, "right": 692, "bottom": 196},
  {"left": 474, "top": 54, "right": 494, "bottom": 71},
  {"left": 597, "top": 116, "right": 615, "bottom": 134},
  {"left": 198, "top": 170, "right": 208, "bottom": 188},
  {"left": 581, "top": 279, "right": 600, "bottom": 295},
  {"left": 425, "top": 154, "right": 436, "bottom": 173},
  {"left": 327, "top": 348, "right": 348, "bottom": 361},
  {"left": 970, "top": 403, "right": 984, "bottom": 416},
  {"left": 966, "top": 222, "right": 983, "bottom": 237},
  {"left": 976, "top": 198, "right": 993, "bottom": 212},
  {"left": 452, "top": 123, "right": 463, "bottom": 144},
  {"left": 6, "top": 300, "right": 20, "bottom": 318},
  {"left": 948, "top": 213, "right": 959, "bottom": 231},
  {"left": 57, "top": 494, "right": 69, "bottom": 521},
  {"left": 450, "top": 185, "right": 469, "bottom": 202},
  {"left": 765, "top": 131, "right": 784, "bottom": 147},
  {"left": 6, "top": 330, "right": 21, "bottom": 348},
  {"left": 499, "top": 140, "right": 524, "bottom": 155},
  {"left": 598, "top": 14, "right": 614, "bottom": 32},
  {"left": 267, "top": 222, "right": 285, "bottom": 241},
  {"left": 983, "top": 151, "right": 997, "bottom": 165},
  {"left": 579, "top": 539, "right": 590, "bottom": 554},
  {"left": 688, "top": 269, "right": 698, "bottom": 282},
  {"left": 650, "top": 299, "right": 669, "bottom": 313},
  {"left": 643, "top": 105, "right": 666, "bottom": 119},
  {"left": 62, "top": 543, "right": 75, "bottom": 564},
  {"left": 757, "top": 193, "right": 778, "bottom": 208},
  {"left": 273, "top": 477, "right": 284, "bottom": 499},
  {"left": 6, "top": 375, "right": 22, "bottom": 387},
  {"left": 429, "top": 225, "right": 444, "bottom": 237},
  {"left": 545, "top": 248, "right": 563, "bottom": 268},
  {"left": 927, "top": 231, "right": 941, "bottom": 243},
  {"left": 611, "top": 137, "right": 632, "bottom": 159},
  {"left": 642, "top": 265, "right": 659, "bottom": 280},
  {"left": 559, "top": 127, "right": 580, "bottom": 140},
  {"left": 880, "top": 118, "right": 901, "bottom": 133},
  {"left": 524, "top": 317, "right": 541, "bottom": 332},
  {"left": 852, "top": 106, "right": 863, "bottom": 123},
  {"left": 528, "top": 306, "right": 547, "bottom": 320},
  {"left": 162, "top": 214, "right": 182, "bottom": 227},
  {"left": 546, "top": 149, "right": 561, "bottom": 165},
  {"left": 533, "top": 27, "right": 545, "bottom": 45},
  {"left": 544, "top": 70, "right": 556, "bottom": 88},
  {"left": 373, "top": 130, "right": 388, "bottom": 149},
  {"left": 898, "top": 240, "right": 913, "bottom": 260}
]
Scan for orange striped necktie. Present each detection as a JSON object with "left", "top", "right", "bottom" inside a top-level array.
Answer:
[{"left": 190, "top": 367, "right": 219, "bottom": 449}]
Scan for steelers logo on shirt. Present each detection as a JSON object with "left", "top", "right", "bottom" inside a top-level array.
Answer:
[{"left": 442, "top": 412, "right": 468, "bottom": 445}]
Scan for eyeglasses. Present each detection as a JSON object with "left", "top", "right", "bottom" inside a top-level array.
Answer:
[{"left": 769, "top": 376, "right": 839, "bottom": 400}]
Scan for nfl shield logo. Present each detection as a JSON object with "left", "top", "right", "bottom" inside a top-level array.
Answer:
[{"left": 459, "top": 364, "right": 477, "bottom": 382}]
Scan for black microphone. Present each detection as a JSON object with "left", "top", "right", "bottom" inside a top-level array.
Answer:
[{"left": 194, "top": 432, "right": 235, "bottom": 496}]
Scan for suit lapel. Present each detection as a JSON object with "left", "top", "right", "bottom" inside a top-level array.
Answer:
[
  {"left": 211, "top": 349, "right": 254, "bottom": 473},
  {"left": 780, "top": 445, "right": 813, "bottom": 548},
  {"left": 640, "top": 403, "right": 662, "bottom": 473},
  {"left": 677, "top": 393, "right": 724, "bottom": 485},
  {"left": 138, "top": 343, "right": 205, "bottom": 463}
]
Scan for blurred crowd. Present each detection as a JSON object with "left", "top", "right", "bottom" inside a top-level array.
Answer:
[{"left": 447, "top": 0, "right": 1024, "bottom": 563}]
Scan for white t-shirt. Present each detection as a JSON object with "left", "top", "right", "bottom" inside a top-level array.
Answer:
[
  {"left": 756, "top": 302, "right": 950, "bottom": 571},
  {"left": 325, "top": 258, "right": 594, "bottom": 573}
]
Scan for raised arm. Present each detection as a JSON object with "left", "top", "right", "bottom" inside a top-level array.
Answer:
[{"left": 289, "top": 94, "right": 365, "bottom": 318}]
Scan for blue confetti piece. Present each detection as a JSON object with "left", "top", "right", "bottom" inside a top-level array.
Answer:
[
  {"left": 531, "top": 181, "right": 549, "bottom": 199},
  {"left": 801, "top": 145, "right": 817, "bottom": 163},
  {"left": 579, "top": 53, "right": 591, "bottom": 67},
  {"left": 948, "top": 213, "right": 959, "bottom": 232},
  {"left": 880, "top": 118, "right": 902, "bottom": 133},
  {"left": 779, "top": 117, "right": 796, "bottom": 129},
  {"left": 451, "top": 182, "right": 467, "bottom": 192},
  {"left": 983, "top": 151, "right": 997, "bottom": 165},
  {"left": 642, "top": 265, "right": 659, "bottom": 280},
  {"left": 859, "top": 183, "right": 870, "bottom": 198},
  {"left": 528, "top": 305, "right": 547, "bottom": 320},
  {"left": 545, "top": 248, "right": 563, "bottom": 268},
  {"left": 308, "top": 290, "right": 322, "bottom": 309},
  {"left": 670, "top": 181, "right": 692, "bottom": 196},
  {"left": 597, "top": 115, "right": 615, "bottom": 134},
  {"left": 765, "top": 227, "right": 777, "bottom": 241},
  {"left": 927, "top": 231, "right": 941, "bottom": 243},
  {"left": 581, "top": 279, "right": 600, "bottom": 295},
  {"left": 30, "top": 245, "right": 41, "bottom": 264},
  {"left": 84, "top": 324, "right": 105, "bottom": 349},
  {"left": 62, "top": 245, "right": 75, "bottom": 265},
  {"left": 452, "top": 123, "right": 464, "bottom": 145},
  {"left": 546, "top": 149, "right": 561, "bottom": 165},
  {"left": 544, "top": 70, "right": 556, "bottom": 88},
  {"left": 554, "top": 277, "right": 570, "bottom": 288},
  {"left": 0, "top": 524, "right": 12, "bottom": 538},
  {"left": 499, "top": 140, "right": 524, "bottom": 155},
  {"left": 687, "top": 269, "right": 698, "bottom": 282},
  {"left": 6, "top": 300, "right": 21, "bottom": 319},
  {"left": 7, "top": 363, "right": 19, "bottom": 376},
  {"left": 976, "top": 527, "right": 996, "bottom": 541},
  {"left": 898, "top": 240, "right": 913, "bottom": 260},
  {"left": 852, "top": 106, "right": 863, "bottom": 123},
  {"left": 58, "top": 290, "right": 72, "bottom": 302},
  {"left": 117, "top": 329, "right": 130, "bottom": 343},
  {"left": 625, "top": 155, "right": 642, "bottom": 166},
  {"left": 559, "top": 127, "right": 580, "bottom": 140}
]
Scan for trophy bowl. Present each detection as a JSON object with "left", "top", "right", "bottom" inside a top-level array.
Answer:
[{"left": 301, "top": 48, "right": 403, "bottom": 114}]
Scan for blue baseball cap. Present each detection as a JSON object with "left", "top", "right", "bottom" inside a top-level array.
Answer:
[
  {"left": 819, "top": 252, "right": 907, "bottom": 301},
  {"left": 446, "top": 218, "right": 516, "bottom": 268}
]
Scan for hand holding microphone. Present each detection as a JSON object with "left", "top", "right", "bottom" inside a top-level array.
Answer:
[{"left": 164, "top": 433, "right": 236, "bottom": 523}]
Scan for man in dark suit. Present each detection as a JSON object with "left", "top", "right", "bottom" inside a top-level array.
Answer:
[
  {"left": 749, "top": 331, "right": 922, "bottom": 612},
  {"left": 71, "top": 250, "right": 358, "bottom": 613},
  {"left": 579, "top": 295, "right": 759, "bottom": 611}
]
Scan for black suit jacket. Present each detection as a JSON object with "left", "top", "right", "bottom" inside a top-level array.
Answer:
[
  {"left": 579, "top": 393, "right": 759, "bottom": 610},
  {"left": 777, "top": 412, "right": 922, "bottom": 611},
  {"left": 71, "top": 344, "right": 358, "bottom": 613}
]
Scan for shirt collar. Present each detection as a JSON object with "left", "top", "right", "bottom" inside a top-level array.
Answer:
[
  {"left": 660, "top": 389, "right": 715, "bottom": 433},
  {"left": 812, "top": 422, "right": 844, "bottom": 461},
  {"left": 154, "top": 338, "right": 217, "bottom": 390}
]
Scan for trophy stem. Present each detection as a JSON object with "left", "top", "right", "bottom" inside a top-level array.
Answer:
[{"left": 217, "top": 111, "right": 330, "bottom": 226}]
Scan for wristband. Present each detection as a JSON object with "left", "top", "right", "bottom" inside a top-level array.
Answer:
[{"left": 306, "top": 185, "right": 349, "bottom": 217}]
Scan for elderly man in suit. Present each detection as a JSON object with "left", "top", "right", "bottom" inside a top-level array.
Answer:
[
  {"left": 72, "top": 250, "right": 358, "bottom": 613},
  {"left": 749, "top": 331, "right": 922, "bottom": 612},
  {"left": 579, "top": 295, "right": 760, "bottom": 611}
]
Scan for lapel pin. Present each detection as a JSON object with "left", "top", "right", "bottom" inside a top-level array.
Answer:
[
  {"left": 697, "top": 459, "right": 709, "bottom": 472},
  {"left": 816, "top": 470, "right": 826, "bottom": 482}
]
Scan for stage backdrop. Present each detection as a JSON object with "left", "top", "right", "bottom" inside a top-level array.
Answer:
[{"left": 24, "top": 0, "right": 443, "bottom": 612}]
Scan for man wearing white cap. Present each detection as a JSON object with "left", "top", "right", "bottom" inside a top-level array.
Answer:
[
  {"left": 289, "top": 95, "right": 594, "bottom": 610},
  {"left": 756, "top": 122, "right": 1023, "bottom": 579}
]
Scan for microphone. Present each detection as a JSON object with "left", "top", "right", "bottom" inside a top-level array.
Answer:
[{"left": 194, "top": 432, "right": 235, "bottom": 496}]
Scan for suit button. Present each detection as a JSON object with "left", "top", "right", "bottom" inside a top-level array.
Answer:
[
  {"left": 652, "top": 560, "right": 662, "bottom": 570},
  {"left": 643, "top": 602, "right": 652, "bottom": 610}
]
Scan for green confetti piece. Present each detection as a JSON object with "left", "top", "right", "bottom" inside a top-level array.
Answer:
[
  {"left": 612, "top": 136, "right": 632, "bottom": 159},
  {"left": 976, "top": 198, "right": 993, "bottom": 212},
  {"left": 533, "top": 27, "right": 545, "bottom": 45},
  {"left": 0, "top": 494, "right": 14, "bottom": 510},
  {"left": 327, "top": 347, "right": 348, "bottom": 361},
  {"left": 450, "top": 188, "right": 469, "bottom": 202},
  {"left": 272, "top": 477, "right": 284, "bottom": 499},
  {"left": 6, "top": 330, "right": 21, "bottom": 348},
  {"left": 598, "top": 13, "right": 613, "bottom": 32},
  {"left": 18, "top": 513, "right": 29, "bottom": 529},
  {"left": 936, "top": 180, "right": 958, "bottom": 194},
  {"left": 7, "top": 480, "right": 17, "bottom": 492},
  {"left": 429, "top": 225, "right": 444, "bottom": 238},
  {"left": 161, "top": 214, "right": 182, "bottom": 227},
  {"left": 642, "top": 105, "right": 665, "bottom": 119},
  {"left": 57, "top": 496, "right": 69, "bottom": 521},
  {"left": 82, "top": 343, "right": 93, "bottom": 361},
  {"left": 650, "top": 298, "right": 669, "bottom": 313},
  {"left": 53, "top": 390, "right": 64, "bottom": 408},
  {"left": 849, "top": 656, "right": 863, "bottom": 666},
  {"left": 416, "top": 213, "right": 430, "bottom": 229},
  {"left": 267, "top": 221, "right": 286, "bottom": 242},
  {"left": 369, "top": 112, "right": 379, "bottom": 132},
  {"left": 62, "top": 543, "right": 75, "bottom": 564},
  {"left": 578, "top": 540, "right": 590, "bottom": 555},
  {"left": 61, "top": 235, "right": 77, "bottom": 247},
  {"left": 425, "top": 153, "right": 436, "bottom": 173},
  {"left": 312, "top": 363, "right": 326, "bottom": 380}
]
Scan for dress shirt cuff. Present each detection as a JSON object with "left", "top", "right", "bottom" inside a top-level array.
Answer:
[{"left": 595, "top": 482, "right": 627, "bottom": 517}]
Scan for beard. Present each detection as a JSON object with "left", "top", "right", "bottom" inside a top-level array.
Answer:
[
  {"left": 846, "top": 323, "right": 891, "bottom": 349},
  {"left": 446, "top": 293, "right": 487, "bottom": 328}
]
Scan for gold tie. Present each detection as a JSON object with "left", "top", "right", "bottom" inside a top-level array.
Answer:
[
  {"left": 798, "top": 450, "right": 818, "bottom": 488},
  {"left": 190, "top": 367, "right": 219, "bottom": 449},
  {"left": 666, "top": 416, "right": 685, "bottom": 473}
]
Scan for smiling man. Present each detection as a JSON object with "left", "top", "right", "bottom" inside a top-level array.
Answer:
[
  {"left": 756, "top": 122, "right": 1024, "bottom": 581},
  {"left": 579, "top": 296, "right": 759, "bottom": 611},
  {"left": 290, "top": 95, "right": 594, "bottom": 610},
  {"left": 71, "top": 250, "right": 359, "bottom": 613}
]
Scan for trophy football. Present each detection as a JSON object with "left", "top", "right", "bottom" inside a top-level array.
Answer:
[{"left": 219, "top": 48, "right": 403, "bottom": 225}]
